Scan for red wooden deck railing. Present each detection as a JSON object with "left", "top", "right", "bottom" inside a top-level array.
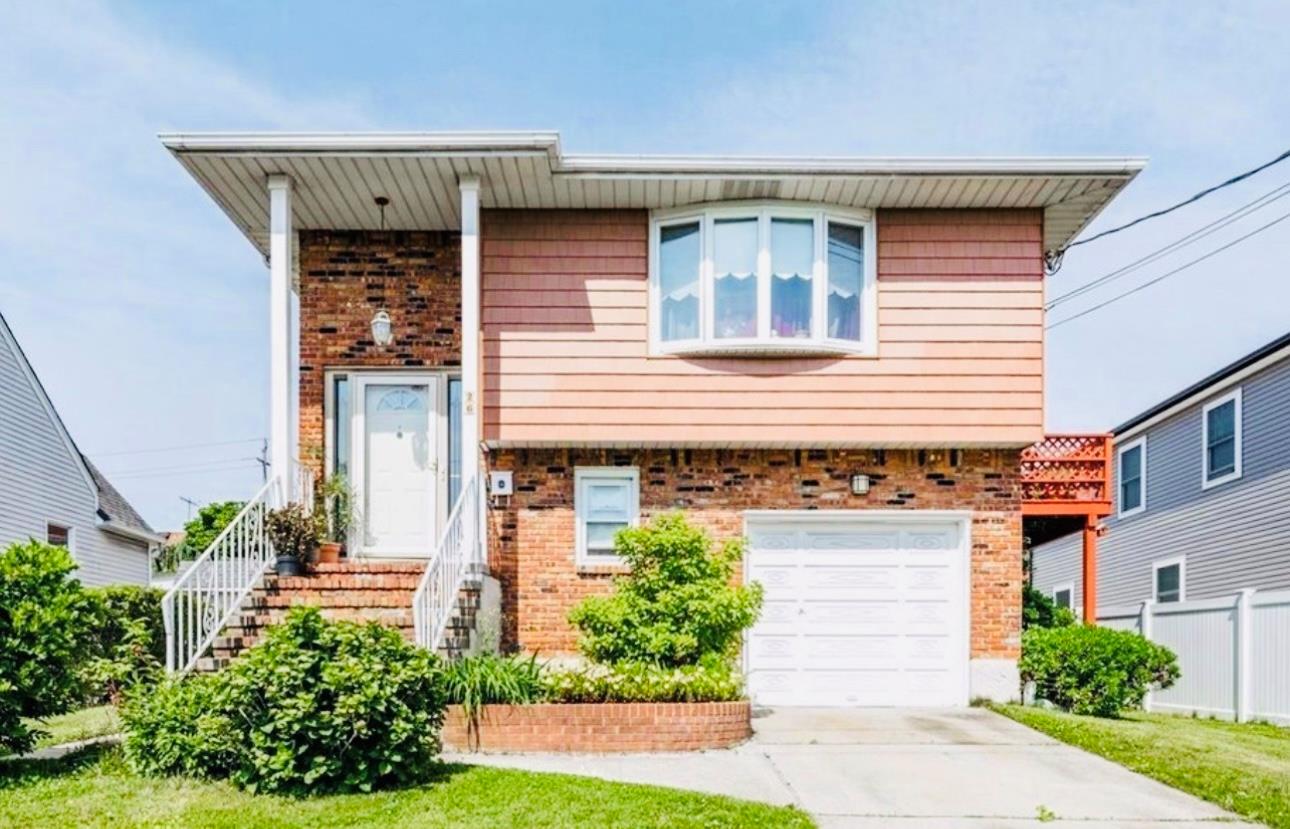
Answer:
[
  {"left": 1021, "top": 433, "right": 1114, "bottom": 622},
  {"left": 1020, "top": 433, "right": 1113, "bottom": 517}
]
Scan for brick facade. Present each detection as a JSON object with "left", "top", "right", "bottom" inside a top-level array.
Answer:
[
  {"left": 293, "top": 229, "right": 1025, "bottom": 674},
  {"left": 487, "top": 447, "right": 1023, "bottom": 659},
  {"left": 297, "top": 229, "right": 461, "bottom": 476},
  {"left": 441, "top": 702, "right": 751, "bottom": 753}
]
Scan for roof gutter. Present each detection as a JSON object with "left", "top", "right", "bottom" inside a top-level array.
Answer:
[
  {"left": 99, "top": 519, "right": 165, "bottom": 546},
  {"left": 158, "top": 131, "right": 1146, "bottom": 180},
  {"left": 1114, "top": 337, "right": 1290, "bottom": 443}
]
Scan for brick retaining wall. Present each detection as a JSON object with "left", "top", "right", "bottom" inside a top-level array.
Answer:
[{"left": 441, "top": 701, "right": 751, "bottom": 753}]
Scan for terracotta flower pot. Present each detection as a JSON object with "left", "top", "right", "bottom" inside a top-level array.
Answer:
[{"left": 318, "top": 541, "right": 342, "bottom": 565}]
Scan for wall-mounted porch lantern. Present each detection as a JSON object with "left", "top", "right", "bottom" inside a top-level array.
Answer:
[{"left": 370, "top": 309, "right": 394, "bottom": 346}]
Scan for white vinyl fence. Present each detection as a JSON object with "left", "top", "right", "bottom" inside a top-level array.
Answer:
[{"left": 1099, "top": 588, "right": 1290, "bottom": 724}]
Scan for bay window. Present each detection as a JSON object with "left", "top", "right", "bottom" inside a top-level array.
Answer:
[{"left": 651, "top": 203, "right": 875, "bottom": 354}]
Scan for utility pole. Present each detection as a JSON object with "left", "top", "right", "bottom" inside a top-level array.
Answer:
[
  {"left": 179, "top": 495, "right": 200, "bottom": 520},
  {"left": 254, "top": 439, "right": 270, "bottom": 482}
]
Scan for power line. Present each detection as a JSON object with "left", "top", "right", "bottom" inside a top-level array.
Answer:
[
  {"left": 109, "top": 459, "right": 264, "bottom": 481},
  {"left": 88, "top": 437, "right": 265, "bottom": 458},
  {"left": 1047, "top": 207, "right": 1290, "bottom": 331},
  {"left": 1047, "top": 178, "right": 1290, "bottom": 310},
  {"left": 1046, "top": 145, "right": 1290, "bottom": 272},
  {"left": 1069, "top": 147, "right": 1290, "bottom": 248}
]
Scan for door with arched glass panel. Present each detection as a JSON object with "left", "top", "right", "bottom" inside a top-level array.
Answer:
[{"left": 350, "top": 374, "right": 438, "bottom": 557}]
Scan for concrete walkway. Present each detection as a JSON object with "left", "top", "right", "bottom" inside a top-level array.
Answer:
[{"left": 444, "top": 707, "right": 1249, "bottom": 827}]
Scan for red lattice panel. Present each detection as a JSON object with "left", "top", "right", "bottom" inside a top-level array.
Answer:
[{"left": 1021, "top": 434, "right": 1111, "bottom": 503}]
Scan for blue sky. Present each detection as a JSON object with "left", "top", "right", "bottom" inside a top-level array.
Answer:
[{"left": 3, "top": 0, "right": 1288, "bottom": 530}]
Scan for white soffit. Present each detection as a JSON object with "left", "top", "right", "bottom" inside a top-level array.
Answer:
[{"left": 159, "top": 131, "right": 1145, "bottom": 257}]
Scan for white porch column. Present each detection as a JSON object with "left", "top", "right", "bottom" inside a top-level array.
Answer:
[
  {"left": 459, "top": 176, "right": 483, "bottom": 563},
  {"left": 268, "top": 175, "right": 293, "bottom": 491}
]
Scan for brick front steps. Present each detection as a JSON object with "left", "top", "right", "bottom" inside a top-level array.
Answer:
[
  {"left": 441, "top": 702, "right": 752, "bottom": 753},
  {"left": 199, "top": 561, "right": 478, "bottom": 671}
]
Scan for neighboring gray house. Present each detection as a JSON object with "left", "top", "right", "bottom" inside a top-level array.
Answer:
[
  {"left": 0, "top": 310, "right": 161, "bottom": 585},
  {"left": 1034, "top": 330, "right": 1290, "bottom": 615}
]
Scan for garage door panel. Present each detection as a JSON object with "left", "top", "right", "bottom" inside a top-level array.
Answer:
[
  {"left": 745, "top": 514, "right": 968, "bottom": 708},
  {"left": 805, "top": 530, "right": 902, "bottom": 550},
  {"left": 747, "top": 529, "right": 802, "bottom": 550},
  {"left": 804, "top": 600, "right": 898, "bottom": 626},
  {"left": 803, "top": 565, "right": 898, "bottom": 591},
  {"left": 757, "top": 600, "right": 799, "bottom": 627},
  {"left": 801, "top": 670, "right": 903, "bottom": 707},
  {"left": 804, "top": 634, "right": 899, "bottom": 663}
]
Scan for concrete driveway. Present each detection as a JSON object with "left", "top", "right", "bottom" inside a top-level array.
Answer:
[{"left": 447, "top": 707, "right": 1247, "bottom": 827}]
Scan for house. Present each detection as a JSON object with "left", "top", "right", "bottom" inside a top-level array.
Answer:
[
  {"left": 159, "top": 131, "right": 1142, "bottom": 705},
  {"left": 0, "top": 310, "right": 162, "bottom": 585},
  {"left": 1033, "top": 330, "right": 1290, "bottom": 614}
]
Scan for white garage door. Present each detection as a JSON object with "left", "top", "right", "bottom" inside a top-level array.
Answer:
[{"left": 745, "top": 513, "right": 969, "bottom": 707}]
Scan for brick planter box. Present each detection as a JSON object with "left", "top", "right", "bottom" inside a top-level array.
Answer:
[{"left": 441, "top": 701, "right": 751, "bottom": 753}]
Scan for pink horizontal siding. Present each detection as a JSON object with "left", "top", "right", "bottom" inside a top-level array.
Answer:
[{"left": 481, "top": 208, "right": 1044, "bottom": 447}]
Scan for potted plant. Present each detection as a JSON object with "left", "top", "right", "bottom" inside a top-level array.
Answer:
[
  {"left": 266, "top": 503, "right": 320, "bottom": 577},
  {"left": 315, "top": 474, "right": 356, "bottom": 564}
]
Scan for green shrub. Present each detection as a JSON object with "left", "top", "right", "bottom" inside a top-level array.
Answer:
[
  {"left": 0, "top": 540, "right": 97, "bottom": 754},
  {"left": 1020, "top": 625, "right": 1179, "bottom": 717},
  {"left": 568, "top": 513, "right": 763, "bottom": 667},
  {"left": 1023, "top": 585, "right": 1076, "bottom": 629},
  {"left": 82, "top": 586, "right": 165, "bottom": 703},
  {"left": 443, "top": 653, "right": 544, "bottom": 717},
  {"left": 180, "top": 501, "right": 244, "bottom": 558},
  {"left": 542, "top": 657, "right": 744, "bottom": 703},
  {"left": 122, "top": 607, "right": 447, "bottom": 795},
  {"left": 122, "top": 673, "right": 237, "bottom": 779}
]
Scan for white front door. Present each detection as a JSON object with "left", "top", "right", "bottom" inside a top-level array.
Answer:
[
  {"left": 351, "top": 375, "right": 438, "bottom": 557},
  {"left": 744, "top": 513, "right": 970, "bottom": 707}
]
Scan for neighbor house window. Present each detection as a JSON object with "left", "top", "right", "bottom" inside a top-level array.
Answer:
[
  {"left": 1153, "top": 557, "right": 1185, "bottom": 603},
  {"left": 1117, "top": 437, "right": 1146, "bottom": 517},
  {"left": 1052, "top": 585, "right": 1073, "bottom": 610},
  {"left": 650, "top": 204, "right": 875, "bottom": 354},
  {"left": 574, "top": 467, "right": 639, "bottom": 565},
  {"left": 1202, "top": 388, "right": 1242, "bottom": 488},
  {"left": 46, "top": 523, "right": 70, "bottom": 547}
]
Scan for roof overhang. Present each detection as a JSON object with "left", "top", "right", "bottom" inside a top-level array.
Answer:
[
  {"left": 160, "top": 130, "right": 1145, "bottom": 258},
  {"left": 1114, "top": 330, "right": 1290, "bottom": 442},
  {"left": 99, "top": 519, "right": 165, "bottom": 546}
]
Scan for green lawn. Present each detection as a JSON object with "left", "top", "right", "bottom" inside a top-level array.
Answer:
[
  {"left": 995, "top": 704, "right": 1290, "bottom": 828},
  {"left": 0, "top": 746, "right": 813, "bottom": 828},
  {"left": 30, "top": 705, "right": 122, "bottom": 749}
]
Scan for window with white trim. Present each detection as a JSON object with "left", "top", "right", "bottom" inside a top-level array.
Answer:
[
  {"left": 651, "top": 204, "right": 875, "bottom": 355},
  {"left": 1052, "top": 585, "right": 1073, "bottom": 610},
  {"left": 1202, "top": 388, "right": 1242, "bottom": 488},
  {"left": 46, "top": 523, "right": 71, "bottom": 548},
  {"left": 1117, "top": 437, "right": 1145, "bottom": 517},
  {"left": 1153, "top": 557, "right": 1185, "bottom": 603},
  {"left": 574, "top": 468, "right": 639, "bottom": 564}
]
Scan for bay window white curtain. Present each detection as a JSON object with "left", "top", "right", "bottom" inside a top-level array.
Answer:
[
  {"left": 771, "top": 218, "right": 814, "bottom": 338},
  {"left": 713, "top": 218, "right": 758, "bottom": 338}
]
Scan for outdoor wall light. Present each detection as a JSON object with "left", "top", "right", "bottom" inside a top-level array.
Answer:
[
  {"left": 370, "top": 309, "right": 394, "bottom": 346},
  {"left": 850, "top": 473, "right": 871, "bottom": 495}
]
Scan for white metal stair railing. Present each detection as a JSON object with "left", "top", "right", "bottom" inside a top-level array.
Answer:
[
  {"left": 413, "top": 476, "right": 481, "bottom": 651},
  {"left": 161, "top": 462, "right": 315, "bottom": 674}
]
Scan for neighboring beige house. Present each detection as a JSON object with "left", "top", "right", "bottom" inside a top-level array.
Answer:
[
  {"left": 0, "top": 310, "right": 161, "bottom": 584},
  {"left": 160, "top": 131, "right": 1143, "bottom": 704}
]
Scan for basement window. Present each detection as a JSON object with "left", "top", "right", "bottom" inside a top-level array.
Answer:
[
  {"left": 574, "top": 467, "right": 639, "bottom": 566},
  {"left": 650, "top": 203, "right": 876, "bottom": 356}
]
